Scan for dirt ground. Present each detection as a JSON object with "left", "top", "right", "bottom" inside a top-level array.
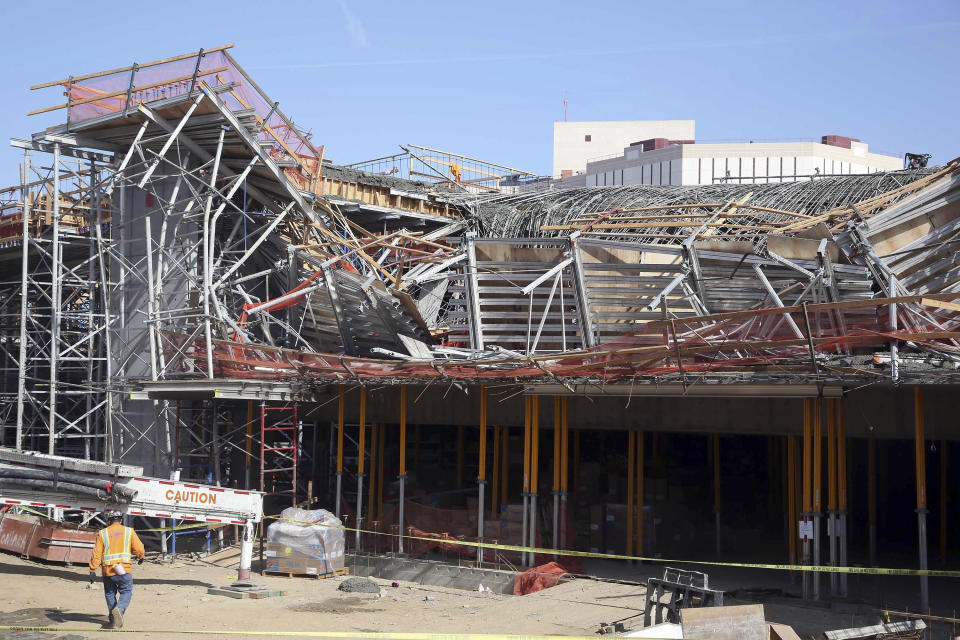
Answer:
[{"left": 0, "top": 551, "right": 887, "bottom": 639}]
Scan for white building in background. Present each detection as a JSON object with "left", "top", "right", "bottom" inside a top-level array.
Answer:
[
  {"left": 553, "top": 120, "right": 695, "bottom": 178},
  {"left": 552, "top": 120, "right": 904, "bottom": 187}
]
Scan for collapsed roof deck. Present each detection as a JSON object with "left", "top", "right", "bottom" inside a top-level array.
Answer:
[{"left": 2, "top": 44, "right": 960, "bottom": 463}]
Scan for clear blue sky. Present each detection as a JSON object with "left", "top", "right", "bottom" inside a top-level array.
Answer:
[{"left": 1, "top": 0, "right": 958, "bottom": 182}]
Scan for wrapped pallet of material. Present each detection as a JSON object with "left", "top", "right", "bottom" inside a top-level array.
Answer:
[{"left": 264, "top": 508, "right": 345, "bottom": 576}]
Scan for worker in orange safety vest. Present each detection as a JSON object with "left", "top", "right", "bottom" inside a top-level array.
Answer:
[{"left": 88, "top": 509, "right": 145, "bottom": 629}]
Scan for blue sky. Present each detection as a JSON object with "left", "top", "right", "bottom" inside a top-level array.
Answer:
[{"left": 1, "top": 0, "right": 958, "bottom": 182}]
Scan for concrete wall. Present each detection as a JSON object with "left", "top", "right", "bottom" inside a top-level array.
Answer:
[{"left": 552, "top": 120, "right": 695, "bottom": 178}]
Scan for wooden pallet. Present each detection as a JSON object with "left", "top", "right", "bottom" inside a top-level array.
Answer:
[{"left": 263, "top": 567, "right": 349, "bottom": 580}]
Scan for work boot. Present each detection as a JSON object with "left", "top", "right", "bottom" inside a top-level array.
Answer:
[
  {"left": 107, "top": 610, "right": 114, "bottom": 628},
  {"left": 111, "top": 608, "right": 123, "bottom": 629}
]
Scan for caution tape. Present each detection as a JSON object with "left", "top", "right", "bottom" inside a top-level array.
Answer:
[
  {"left": 263, "top": 515, "right": 960, "bottom": 578},
  {"left": 0, "top": 627, "right": 617, "bottom": 639}
]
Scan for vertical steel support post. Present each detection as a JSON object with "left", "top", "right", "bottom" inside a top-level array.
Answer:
[
  {"left": 802, "top": 398, "right": 812, "bottom": 600},
  {"left": 335, "top": 387, "right": 344, "bottom": 518},
  {"left": 491, "top": 426, "right": 500, "bottom": 519},
  {"left": 478, "top": 386, "right": 487, "bottom": 563},
  {"left": 941, "top": 439, "right": 948, "bottom": 568},
  {"left": 914, "top": 387, "right": 929, "bottom": 612},
  {"left": 456, "top": 425, "right": 465, "bottom": 489},
  {"left": 560, "top": 397, "right": 570, "bottom": 550},
  {"left": 398, "top": 385, "right": 406, "bottom": 554},
  {"left": 47, "top": 143, "right": 62, "bottom": 453},
  {"left": 627, "top": 431, "right": 635, "bottom": 557},
  {"left": 553, "top": 396, "right": 562, "bottom": 556},
  {"left": 837, "top": 399, "right": 848, "bottom": 596},
  {"left": 868, "top": 435, "right": 877, "bottom": 567},
  {"left": 356, "top": 388, "right": 366, "bottom": 552},
  {"left": 529, "top": 395, "right": 539, "bottom": 566},
  {"left": 15, "top": 149, "right": 31, "bottom": 451},
  {"left": 368, "top": 422, "right": 378, "bottom": 523},
  {"left": 812, "top": 397, "right": 823, "bottom": 600},
  {"left": 787, "top": 436, "right": 797, "bottom": 565},
  {"left": 827, "top": 398, "right": 838, "bottom": 595},
  {"left": 713, "top": 434, "right": 721, "bottom": 559},
  {"left": 636, "top": 429, "right": 644, "bottom": 560},
  {"left": 501, "top": 426, "right": 509, "bottom": 508},
  {"left": 521, "top": 397, "right": 531, "bottom": 565}
]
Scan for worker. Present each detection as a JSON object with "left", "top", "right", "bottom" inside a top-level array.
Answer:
[{"left": 88, "top": 509, "right": 145, "bottom": 629}]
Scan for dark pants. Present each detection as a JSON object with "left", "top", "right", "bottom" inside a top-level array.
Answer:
[{"left": 102, "top": 573, "right": 133, "bottom": 614}]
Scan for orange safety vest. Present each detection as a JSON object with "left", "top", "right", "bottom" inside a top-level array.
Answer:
[{"left": 100, "top": 526, "right": 133, "bottom": 566}]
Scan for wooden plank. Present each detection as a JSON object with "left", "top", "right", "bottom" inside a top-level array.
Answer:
[{"left": 921, "top": 297, "right": 960, "bottom": 312}]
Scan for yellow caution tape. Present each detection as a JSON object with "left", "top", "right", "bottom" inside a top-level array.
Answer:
[
  {"left": 0, "top": 628, "right": 621, "bottom": 639},
  {"left": 263, "top": 515, "right": 960, "bottom": 578}
]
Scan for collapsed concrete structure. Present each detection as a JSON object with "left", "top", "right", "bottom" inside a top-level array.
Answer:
[{"left": 2, "top": 45, "right": 959, "bottom": 615}]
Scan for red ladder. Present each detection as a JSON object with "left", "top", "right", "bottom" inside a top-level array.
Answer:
[{"left": 259, "top": 404, "right": 299, "bottom": 507}]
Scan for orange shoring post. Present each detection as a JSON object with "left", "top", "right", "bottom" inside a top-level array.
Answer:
[
  {"left": 627, "top": 431, "right": 635, "bottom": 556},
  {"left": 636, "top": 430, "right": 644, "bottom": 559},
  {"left": 522, "top": 397, "right": 531, "bottom": 495},
  {"left": 530, "top": 396, "right": 540, "bottom": 493}
]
